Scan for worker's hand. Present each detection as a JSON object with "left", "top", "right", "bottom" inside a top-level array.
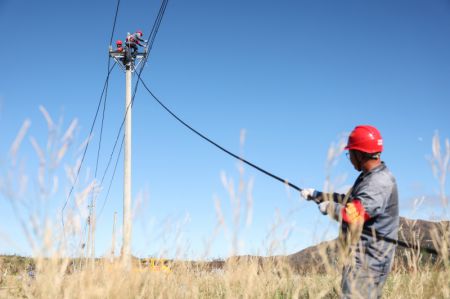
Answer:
[
  {"left": 300, "top": 188, "right": 317, "bottom": 201},
  {"left": 318, "top": 201, "right": 330, "bottom": 215}
]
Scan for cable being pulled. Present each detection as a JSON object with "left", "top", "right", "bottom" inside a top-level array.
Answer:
[{"left": 138, "top": 77, "right": 302, "bottom": 192}]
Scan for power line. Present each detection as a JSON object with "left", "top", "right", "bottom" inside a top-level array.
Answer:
[
  {"left": 147, "top": 0, "right": 168, "bottom": 53},
  {"left": 78, "top": 0, "right": 122, "bottom": 251},
  {"left": 95, "top": 78, "right": 108, "bottom": 178},
  {"left": 64, "top": 0, "right": 122, "bottom": 246},
  {"left": 137, "top": 77, "right": 302, "bottom": 192},
  {"left": 97, "top": 0, "right": 122, "bottom": 183},
  {"left": 97, "top": 135, "right": 124, "bottom": 221},
  {"left": 61, "top": 63, "right": 116, "bottom": 229},
  {"left": 109, "top": 0, "right": 122, "bottom": 47}
]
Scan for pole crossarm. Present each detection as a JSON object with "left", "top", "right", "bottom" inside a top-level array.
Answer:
[{"left": 109, "top": 49, "right": 147, "bottom": 73}]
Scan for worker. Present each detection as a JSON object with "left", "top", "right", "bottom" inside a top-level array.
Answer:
[
  {"left": 116, "top": 40, "right": 124, "bottom": 53},
  {"left": 301, "top": 125, "right": 399, "bottom": 299},
  {"left": 125, "top": 30, "right": 147, "bottom": 55}
]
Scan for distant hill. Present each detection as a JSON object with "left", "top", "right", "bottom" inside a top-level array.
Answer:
[
  {"left": 195, "top": 217, "right": 449, "bottom": 274},
  {"left": 286, "top": 217, "right": 449, "bottom": 274}
]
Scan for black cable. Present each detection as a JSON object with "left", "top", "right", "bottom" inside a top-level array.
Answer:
[
  {"left": 61, "top": 63, "right": 116, "bottom": 228},
  {"left": 146, "top": 0, "right": 168, "bottom": 53},
  {"left": 138, "top": 77, "right": 302, "bottom": 192},
  {"left": 96, "top": 0, "right": 122, "bottom": 186},
  {"left": 92, "top": 65, "right": 146, "bottom": 226},
  {"left": 109, "top": 0, "right": 122, "bottom": 46},
  {"left": 95, "top": 0, "right": 121, "bottom": 178},
  {"left": 95, "top": 74, "right": 109, "bottom": 178},
  {"left": 67, "top": 0, "right": 120, "bottom": 246},
  {"left": 361, "top": 227, "right": 439, "bottom": 255},
  {"left": 97, "top": 135, "right": 124, "bottom": 221}
]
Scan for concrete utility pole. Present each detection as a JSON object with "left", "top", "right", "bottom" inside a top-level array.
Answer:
[
  {"left": 110, "top": 211, "right": 117, "bottom": 261},
  {"left": 110, "top": 38, "right": 147, "bottom": 268},
  {"left": 122, "top": 61, "right": 132, "bottom": 267},
  {"left": 86, "top": 212, "right": 91, "bottom": 260},
  {"left": 91, "top": 196, "right": 96, "bottom": 260}
]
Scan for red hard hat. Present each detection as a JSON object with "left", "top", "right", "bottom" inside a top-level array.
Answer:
[
  {"left": 137, "top": 30, "right": 143, "bottom": 36},
  {"left": 345, "top": 125, "right": 383, "bottom": 153},
  {"left": 116, "top": 40, "right": 123, "bottom": 45}
]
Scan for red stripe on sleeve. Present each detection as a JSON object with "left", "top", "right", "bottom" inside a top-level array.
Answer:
[{"left": 341, "top": 199, "right": 371, "bottom": 224}]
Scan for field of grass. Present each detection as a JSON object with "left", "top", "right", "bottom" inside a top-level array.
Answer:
[{"left": 0, "top": 255, "right": 449, "bottom": 298}]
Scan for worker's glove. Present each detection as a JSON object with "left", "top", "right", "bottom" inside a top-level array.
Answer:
[
  {"left": 318, "top": 201, "right": 330, "bottom": 215},
  {"left": 300, "top": 188, "right": 318, "bottom": 201}
]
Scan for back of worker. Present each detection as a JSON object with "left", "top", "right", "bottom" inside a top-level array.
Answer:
[
  {"left": 340, "top": 161, "right": 399, "bottom": 298},
  {"left": 301, "top": 125, "right": 399, "bottom": 299}
]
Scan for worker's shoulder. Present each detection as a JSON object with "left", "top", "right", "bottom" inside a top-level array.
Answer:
[{"left": 368, "top": 164, "right": 397, "bottom": 187}]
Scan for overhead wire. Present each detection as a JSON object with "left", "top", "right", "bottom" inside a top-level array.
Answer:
[
  {"left": 84, "top": 0, "right": 122, "bottom": 251},
  {"left": 146, "top": 0, "right": 168, "bottom": 53},
  {"left": 61, "top": 63, "right": 116, "bottom": 231},
  {"left": 109, "top": 0, "right": 122, "bottom": 46},
  {"left": 97, "top": 136, "right": 124, "bottom": 221},
  {"left": 95, "top": 0, "right": 122, "bottom": 178},
  {"left": 96, "top": 0, "right": 122, "bottom": 183},
  {"left": 64, "top": 0, "right": 122, "bottom": 246},
  {"left": 137, "top": 77, "right": 303, "bottom": 192}
]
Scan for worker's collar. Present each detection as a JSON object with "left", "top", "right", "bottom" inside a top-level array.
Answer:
[{"left": 361, "top": 161, "right": 386, "bottom": 176}]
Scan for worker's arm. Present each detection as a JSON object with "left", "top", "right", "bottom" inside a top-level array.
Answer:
[
  {"left": 306, "top": 175, "right": 390, "bottom": 223},
  {"left": 300, "top": 189, "right": 347, "bottom": 204},
  {"left": 314, "top": 191, "right": 348, "bottom": 204},
  {"left": 136, "top": 36, "right": 148, "bottom": 45},
  {"left": 301, "top": 188, "right": 370, "bottom": 225},
  {"left": 318, "top": 198, "right": 370, "bottom": 225},
  {"left": 323, "top": 175, "right": 390, "bottom": 224}
]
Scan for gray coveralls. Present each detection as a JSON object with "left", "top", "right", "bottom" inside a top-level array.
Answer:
[{"left": 320, "top": 162, "right": 399, "bottom": 298}]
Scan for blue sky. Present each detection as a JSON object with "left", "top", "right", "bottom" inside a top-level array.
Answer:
[{"left": 0, "top": 0, "right": 449, "bottom": 259}]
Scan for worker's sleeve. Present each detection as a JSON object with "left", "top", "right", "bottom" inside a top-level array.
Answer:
[
  {"left": 314, "top": 191, "right": 347, "bottom": 204},
  {"left": 352, "top": 177, "right": 392, "bottom": 219},
  {"left": 328, "top": 199, "right": 370, "bottom": 224},
  {"left": 341, "top": 199, "right": 371, "bottom": 224},
  {"left": 334, "top": 177, "right": 392, "bottom": 224}
]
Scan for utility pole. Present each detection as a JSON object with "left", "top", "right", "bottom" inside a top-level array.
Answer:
[
  {"left": 110, "top": 211, "right": 117, "bottom": 262},
  {"left": 86, "top": 211, "right": 91, "bottom": 264},
  {"left": 86, "top": 195, "right": 96, "bottom": 268},
  {"left": 109, "top": 36, "right": 147, "bottom": 268},
  {"left": 122, "top": 59, "right": 132, "bottom": 268},
  {"left": 91, "top": 196, "right": 96, "bottom": 261}
]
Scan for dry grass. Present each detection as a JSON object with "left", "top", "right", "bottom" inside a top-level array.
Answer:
[{"left": 0, "top": 257, "right": 449, "bottom": 298}]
